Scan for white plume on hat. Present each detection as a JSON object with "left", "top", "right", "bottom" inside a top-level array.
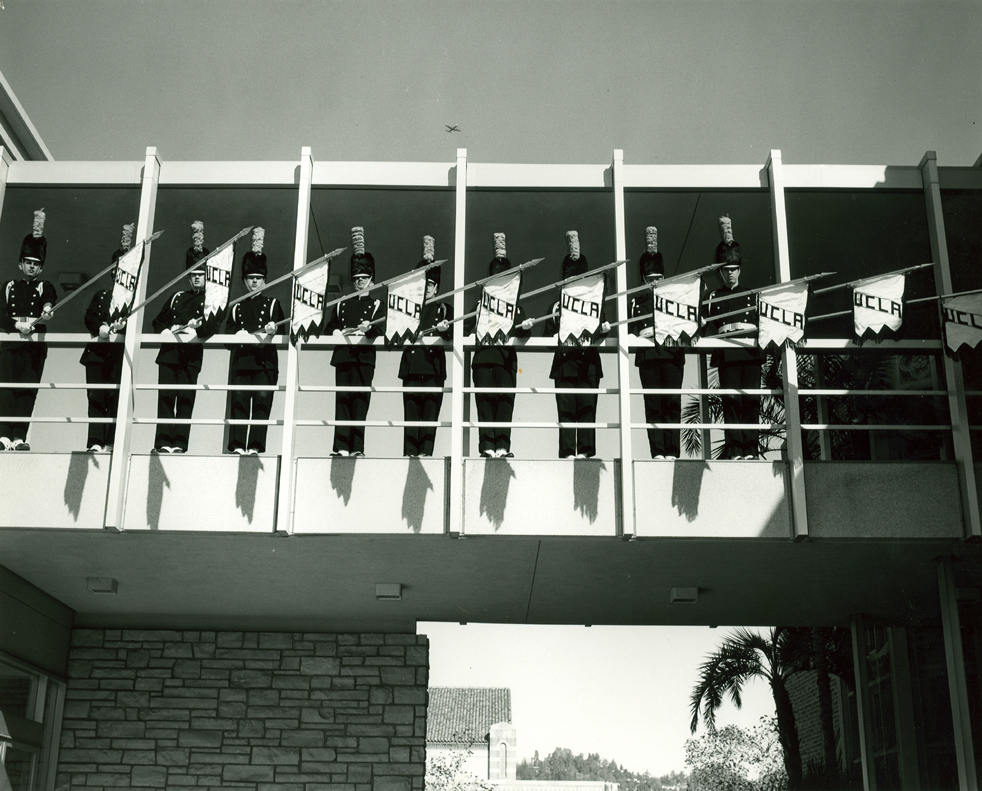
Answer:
[
  {"left": 121, "top": 223, "right": 135, "bottom": 251},
  {"left": 566, "top": 230, "right": 580, "bottom": 260},
  {"left": 33, "top": 209, "right": 45, "bottom": 238},
  {"left": 351, "top": 227, "right": 366, "bottom": 256},
  {"left": 191, "top": 220, "right": 205, "bottom": 252},
  {"left": 718, "top": 215, "right": 733, "bottom": 245},
  {"left": 422, "top": 235, "right": 435, "bottom": 262},
  {"left": 493, "top": 232, "right": 506, "bottom": 259},
  {"left": 252, "top": 227, "right": 265, "bottom": 255},
  {"left": 645, "top": 226, "right": 658, "bottom": 254}
]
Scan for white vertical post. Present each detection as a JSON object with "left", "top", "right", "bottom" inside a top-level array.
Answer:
[
  {"left": 275, "top": 147, "right": 314, "bottom": 536},
  {"left": 612, "top": 150, "right": 635, "bottom": 538},
  {"left": 448, "top": 148, "right": 467, "bottom": 537},
  {"left": 920, "top": 151, "right": 981, "bottom": 539},
  {"left": 0, "top": 148, "right": 11, "bottom": 221},
  {"left": 938, "top": 559, "right": 979, "bottom": 790},
  {"left": 850, "top": 616, "right": 878, "bottom": 791},
  {"left": 767, "top": 150, "right": 808, "bottom": 539},
  {"left": 105, "top": 146, "right": 160, "bottom": 532}
]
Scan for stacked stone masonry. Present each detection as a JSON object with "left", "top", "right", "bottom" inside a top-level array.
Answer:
[{"left": 57, "top": 630, "right": 429, "bottom": 791}]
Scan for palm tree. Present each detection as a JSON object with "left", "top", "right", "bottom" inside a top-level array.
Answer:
[{"left": 689, "top": 626, "right": 810, "bottom": 789}]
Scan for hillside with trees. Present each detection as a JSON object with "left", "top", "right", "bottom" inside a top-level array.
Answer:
[{"left": 517, "top": 747, "right": 687, "bottom": 791}]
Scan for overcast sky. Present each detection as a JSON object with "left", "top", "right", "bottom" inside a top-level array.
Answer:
[{"left": 1, "top": 0, "right": 978, "bottom": 778}]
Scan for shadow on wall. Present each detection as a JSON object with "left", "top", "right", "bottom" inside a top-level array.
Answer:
[
  {"left": 671, "top": 460, "right": 709, "bottom": 522},
  {"left": 330, "top": 456, "right": 357, "bottom": 505},
  {"left": 64, "top": 451, "right": 102, "bottom": 521},
  {"left": 479, "top": 459, "right": 517, "bottom": 531},
  {"left": 401, "top": 457, "right": 434, "bottom": 534},
  {"left": 573, "top": 459, "right": 605, "bottom": 523},
  {"left": 146, "top": 453, "right": 170, "bottom": 530},
  {"left": 235, "top": 456, "right": 263, "bottom": 524}
]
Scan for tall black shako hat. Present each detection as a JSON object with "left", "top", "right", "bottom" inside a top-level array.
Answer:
[
  {"left": 489, "top": 232, "right": 510, "bottom": 276},
  {"left": 19, "top": 209, "right": 47, "bottom": 265},
  {"left": 350, "top": 226, "right": 375, "bottom": 280},
  {"left": 242, "top": 227, "right": 267, "bottom": 278},
  {"left": 562, "top": 230, "right": 587, "bottom": 279},
  {"left": 415, "top": 235, "right": 439, "bottom": 287},
  {"left": 112, "top": 223, "right": 135, "bottom": 264},
  {"left": 715, "top": 215, "right": 741, "bottom": 269},
  {"left": 186, "top": 220, "right": 210, "bottom": 270},
  {"left": 639, "top": 226, "right": 664, "bottom": 279}
]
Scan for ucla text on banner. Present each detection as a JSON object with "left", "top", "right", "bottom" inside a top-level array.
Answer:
[
  {"left": 291, "top": 259, "right": 329, "bottom": 342},
  {"left": 476, "top": 270, "right": 522, "bottom": 345},
  {"left": 386, "top": 269, "right": 427, "bottom": 344},
  {"left": 559, "top": 272, "right": 605, "bottom": 347},
  {"left": 758, "top": 280, "right": 808, "bottom": 349},
  {"left": 942, "top": 293, "right": 982, "bottom": 355},
  {"left": 853, "top": 272, "right": 904, "bottom": 340},
  {"left": 204, "top": 245, "right": 235, "bottom": 322},
  {"left": 109, "top": 244, "right": 145, "bottom": 322},
  {"left": 653, "top": 271, "right": 701, "bottom": 346}
]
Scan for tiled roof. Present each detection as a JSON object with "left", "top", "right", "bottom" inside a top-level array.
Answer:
[{"left": 426, "top": 687, "right": 512, "bottom": 743}]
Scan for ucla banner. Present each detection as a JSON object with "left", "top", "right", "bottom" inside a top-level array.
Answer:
[
  {"left": 758, "top": 281, "right": 808, "bottom": 349},
  {"left": 109, "top": 243, "right": 144, "bottom": 322},
  {"left": 291, "top": 259, "right": 329, "bottom": 343},
  {"left": 942, "top": 293, "right": 982, "bottom": 356},
  {"left": 476, "top": 270, "right": 522, "bottom": 345},
  {"left": 853, "top": 273, "right": 904, "bottom": 340},
  {"left": 204, "top": 245, "right": 235, "bottom": 322},
  {"left": 652, "top": 271, "right": 701, "bottom": 346},
  {"left": 559, "top": 272, "right": 605, "bottom": 347},
  {"left": 386, "top": 269, "right": 427, "bottom": 344}
]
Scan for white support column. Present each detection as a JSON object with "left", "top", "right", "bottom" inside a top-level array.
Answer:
[
  {"left": 448, "top": 148, "right": 467, "bottom": 537},
  {"left": 612, "top": 150, "right": 635, "bottom": 538},
  {"left": 767, "top": 150, "right": 808, "bottom": 539},
  {"left": 921, "top": 151, "right": 982, "bottom": 539},
  {"left": 0, "top": 147, "right": 11, "bottom": 222},
  {"left": 275, "top": 147, "right": 314, "bottom": 536},
  {"left": 938, "top": 558, "right": 979, "bottom": 791},
  {"left": 105, "top": 146, "right": 160, "bottom": 532},
  {"left": 850, "top": 616, "right": 878, "bottom": 791}
]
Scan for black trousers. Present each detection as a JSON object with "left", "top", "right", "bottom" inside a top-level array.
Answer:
[
  {"left": 84, "top": 355, "right": 122, "bottom": 447},
  {"left": 227, "top": 367, "right": 275, "bottom": 453},
  {"left": 718, "top": 360, "right": 762, "bottom": 458},
  {"left": 473, "top": 364, "right": 516, "bottom": 454},
  {"left": 155, "top": 363, "right": 198, "bottom": 452},
  {"left": 334, "top": 363, "right": 374, "bottom": 454},
  {"left": 555, "top": 375, "right": 599, "bottom": 458},
  {"left": 402, "top": 374, "right": 444, "bottom": 456},
  {"left": 0, "top": 343, "right": 47, "bottom": 443},
  {"left": 639, "top": 363, "right": 683, "bottom": 458}
]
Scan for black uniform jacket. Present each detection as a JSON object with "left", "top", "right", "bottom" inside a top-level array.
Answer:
[
  {"left": 628, "top": 290, "right": 685, "bottom": 371},
  {"left": 398, "top": 300, "right": 453, "bottom": 381},
  {"left": 80, "top": 289, "right": 125, "bottom": 366},
  {"left": 464, "top": 302, "right": 532, "bottom": 369},
  {"left": 0, "top": 277, "right": 58, "bottom": 334},
  {"left": 705, "top": 284, "right": 765, "bottom": 367},
  {"left": 325, "top": 293, "right": 385, "bottom": 368},
  {"left": 151, "top": 289, "right": 212, "bottom": 372},
  {"left": 226, "top": 295, "right": 285, "bottom": 374},
  {"left": 544, "top": 299, "right": 608, "bottom": 382}
]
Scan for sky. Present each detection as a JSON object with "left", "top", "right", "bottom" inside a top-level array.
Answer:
[
  {"left": 0, "top": 0, "right": 979, "bottom": 166},
  {"left": 422, "top": 622, "right": 776, "bottom": 778},
  {"left": 1, "top": 0, "right": 978, "bottom": 779}
]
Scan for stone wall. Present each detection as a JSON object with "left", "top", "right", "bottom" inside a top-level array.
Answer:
[{"left": 57, "top": 630, "right": 428, "bottom": 791}]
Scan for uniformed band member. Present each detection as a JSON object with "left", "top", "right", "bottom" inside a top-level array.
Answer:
[
  {"left": 150, "top": 221, "right": 213, "bottom": 453},
  {"left": 225, "top": 228, "right": 284, "bottom": 455},
  {"left": 545, "top": 230, "right": 609, "bottom": 459},
  {"left": 398, "top": 236, "right": 452, "bottom": 457},
  {"left": 704, "top": 215, "right": 764, "bottom": 460},
  {"left": 629, "top": 227, "right": 685, "bottom": 459},
  {"left": 326, "top": 226, "right": 385, "bottom": 456},
  {"left": 0, "top": 210, "right": 56, "bottom": 451},
  {"left": 464, "top": 233, "right": 533, "bottom": 458},
  {"left": 80, "top": 223, "right": 132, "bottom": 452}
]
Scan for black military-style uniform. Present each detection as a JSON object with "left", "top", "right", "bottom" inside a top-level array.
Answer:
[
  {"left": 705, "top": 283, "right": 765, "bottom": 458},
  {"left": 0, "top": 277, "right": 57, "bottom": 445},
  {"left": 398, "top": 300, "right": 453, "bottom": 456},
  {"left": 325, "top": 293, "right": 385, "bottom": 454},
  {"left": 464, "top": 302, "right": 532, "bottom": 456},
  {"left": 545, "top": 301, "right": 608, "bottom": 459},
  {"left": 151, "top": 289, "right": 211, "bottom": 452},
  {"left": 225, "top": 295, "right": 285, "bottom": 454},
  {"left": 629, "top": 290, "right": 685, "bottom": 458},
  {"left": 80, "top": 289, "right": 124, "bottom": 449}
]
